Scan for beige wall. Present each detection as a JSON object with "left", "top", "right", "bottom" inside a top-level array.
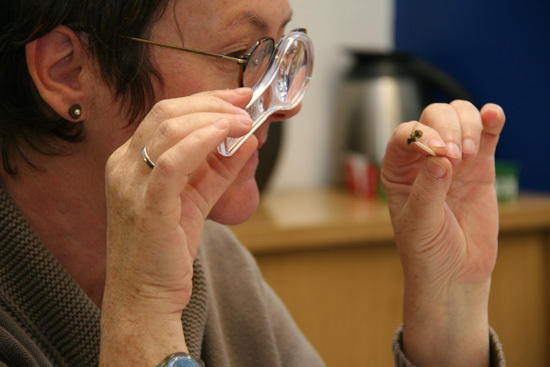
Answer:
[{"left": 270, "top": 0, "right": 394, "bottom": 190}]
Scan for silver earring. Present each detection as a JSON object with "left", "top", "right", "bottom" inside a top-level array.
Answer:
[{"left": 68, "top": 104, "right": 82, "bottom": 120}]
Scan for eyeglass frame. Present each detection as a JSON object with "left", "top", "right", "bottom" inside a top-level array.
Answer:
[{"left": 120, "top": 28, "right": 307, "bottom": 88}]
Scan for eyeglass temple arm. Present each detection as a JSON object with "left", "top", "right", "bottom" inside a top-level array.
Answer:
[{"left": 120, "top": 35, "right": 247, "bottom": 64}]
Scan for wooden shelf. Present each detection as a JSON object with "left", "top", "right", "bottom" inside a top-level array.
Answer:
[{"left": 231, "top": 188, "right": 550, "bottom": 253}]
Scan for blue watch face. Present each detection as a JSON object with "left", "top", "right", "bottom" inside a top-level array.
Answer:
[{"left": 167, "top": 354, "right": 203, "bottom": 367}]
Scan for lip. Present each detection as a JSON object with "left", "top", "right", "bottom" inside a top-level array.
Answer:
[
  {"left": 252, "top": 113, "right": 287, "bottom": 151},
  {"left": 256, "top": 136, "right": 267, "bottom": 150},
  {"left": 254, "top": 125, "right": 270, "bottom": 150},
  {"left": 246, "top": 149, "right": 260, "bottom": 170}
]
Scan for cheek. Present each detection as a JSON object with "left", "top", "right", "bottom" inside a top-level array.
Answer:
[
  {"left": 153, "top": 54, "right": 240, "bottom": 99},
  {"left": 208, "top": 177, "right": 259, "bottom": 225},
  {"left": 153, "top": 63, "right": 205, "bottom": 98},
  {"left": 208, "top": 142, "right": 260, "bottom": 224}
]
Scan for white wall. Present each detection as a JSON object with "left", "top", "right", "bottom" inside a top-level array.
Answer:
[{"left": 269, "top": 0, "right": 394, "bottom": 190}]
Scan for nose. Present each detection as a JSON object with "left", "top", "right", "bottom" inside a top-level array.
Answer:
[
  {"left": 253, "top": 102, "right": 303, "bottom": 149},
  {"left": 268, "top": 102, "right": 303, "bottom": 122}
]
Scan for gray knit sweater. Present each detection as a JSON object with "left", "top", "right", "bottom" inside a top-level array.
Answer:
[{"left": 0, "top": 185, "right": 504, "bottom": 366}]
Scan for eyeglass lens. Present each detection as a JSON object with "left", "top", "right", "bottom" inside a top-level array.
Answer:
[{"left": 242, "top": 39, "right": 275, "bottom": 88}]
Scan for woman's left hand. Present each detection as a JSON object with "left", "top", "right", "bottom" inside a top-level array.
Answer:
[{"left": 381, "top": 101, "right": 506, "bottom": 367}]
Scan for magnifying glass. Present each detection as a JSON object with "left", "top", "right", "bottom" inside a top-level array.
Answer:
[{"left": 217, "top": 29, "right": 314, "bottom": 156}]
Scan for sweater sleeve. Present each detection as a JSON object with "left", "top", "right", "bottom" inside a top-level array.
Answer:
[{"left": 392, "top": 325, "right": 506, "bottom": 367}]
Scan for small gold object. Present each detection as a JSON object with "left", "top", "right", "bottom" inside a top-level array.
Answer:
[
  {"left": 407, "top": 129, "right": 423, "bottom": 144},
  {"left": 407, "top": 128, "right": 436, "bottom": 156}
]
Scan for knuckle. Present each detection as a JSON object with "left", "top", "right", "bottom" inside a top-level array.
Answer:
[
  {"left": 421, "top": 103, "right": 453, "bottom": 120},
  {"left": 105, "top": 150, "right": 125, "bottom": 184},
  {"left": 150, "top": 99, "right": 178, "bottom": 119},
  {"left": 105, "top": 167, "right": 121, "bottom": 190},
  {"left": 157, "top": 119, "right": 180, "bottom": 139},
  {"left": 204, "top": 95, "right": 230, "bottom": 111},
  {"left": 203, "top": 94, "right": 222, "bottom": 104},
  {"left": 154, "top": 154, "right": 179, "bottom": 176},
  {"left": 420, "top": 103, "right": 462, "bottom": 132},
  {"left": 451, "top": 100, "right": 483, "bottom": 132},
  {"left": 105, "top": 150, "right": 119, "bottom": 173},
  {"left": 450, "top": 99, "right": 475, "bottom": 110},
  {"left": 451, "top": 100, "right": 480, "bottom": 120}
]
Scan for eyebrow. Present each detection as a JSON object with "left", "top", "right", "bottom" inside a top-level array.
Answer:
[{"left": 228, "top": 10, "right": 293, "bottom": 33}]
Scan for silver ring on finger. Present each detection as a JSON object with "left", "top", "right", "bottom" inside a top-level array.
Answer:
[{"left": 141, "top": 145, "right": 156, "bottom": 169}]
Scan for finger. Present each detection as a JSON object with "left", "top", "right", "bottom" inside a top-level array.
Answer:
[
  {"left": 146, "top": 119, "right": 232, "bottom": 213},
  {"left": 136, "top": 88, "right": 253, "bottom": 136},
  {"left": 144, "top": 112, "right": 252, "bottom": 164},
  {"left": 420, "top": 103, "right": 463, "bottom": 160},
  {"left": 404, "top": 156, "right": 453, "bottom": 227},
  {"left": 479, "top": 103, "right": 506, "bottom": 158},
  {"left": 382, "top": 121, "right": 448, "bottom": 187},
  {"left": 188, "top": 136, "right": 258, "bottom": 212},
  {"left": 450, "top": 100, "right": 483, "bottom": 157},
  {"left": 386, "top": 121, "right": 447, "bottom": 161},
  {"left": 194, "top": 87, "right": 253, "bottom": 109}
]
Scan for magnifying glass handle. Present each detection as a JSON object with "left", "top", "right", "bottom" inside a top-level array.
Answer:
[{"left": 217, "top": 94, "right": 273, "bottom": 156}]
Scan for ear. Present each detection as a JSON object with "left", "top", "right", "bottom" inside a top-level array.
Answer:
[{"left": 25, "top": 25, "right": 89, "bottom": 121}]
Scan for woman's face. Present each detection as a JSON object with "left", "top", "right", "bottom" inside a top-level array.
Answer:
[{"left": 145, "top": 0, "right": 298, "bottom": 224}]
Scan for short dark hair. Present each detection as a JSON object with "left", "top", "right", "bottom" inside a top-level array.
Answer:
[{"left": 0, "top": 0, "right": 170, "bottom": 174}]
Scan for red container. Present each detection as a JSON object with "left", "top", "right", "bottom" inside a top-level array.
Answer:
[{"left": 343, "top": 153, "right": 379, "bottom": 197}]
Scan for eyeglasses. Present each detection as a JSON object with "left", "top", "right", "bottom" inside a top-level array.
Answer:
[
  {"left": 121, "top": 28, "right": 308, "bottom": 88},
  {"left": 123, "top": 29, "right": 314, "bottom": 156}
]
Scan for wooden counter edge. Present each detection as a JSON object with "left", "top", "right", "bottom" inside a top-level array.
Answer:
[{"left": 230, "top": 189, "right": 550, "bottom": 254}]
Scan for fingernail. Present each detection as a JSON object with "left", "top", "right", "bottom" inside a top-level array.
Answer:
[
  {"left": 235, "top": 87, "right": 251, "bottom": 95},
  {"left": 232, "top": 106, "right": 250, "bottom": 116},
  {"left": 462, "top": 138, "right": 476, "bottom": 155},
  {"left": 239, "top": 116, "right": 252, "bottom": 126},
  {"left": 426, "top": 158, "right": 447, "bottom": 179},
  {"left": 446, "top": 142, "right": 462, "bottom": 159},
  {"left": 428, "top": 138, "right": 446, "bottom": 149},
  {"left": 214, "top": 119, "right": 228, "bottom": 130}
]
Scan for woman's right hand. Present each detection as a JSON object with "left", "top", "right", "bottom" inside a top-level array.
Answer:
[{"left": 100, "top": 87, "right": 255, "bottom": 366}]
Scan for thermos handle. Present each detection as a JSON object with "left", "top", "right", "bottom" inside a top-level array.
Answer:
[{"left": 410, "top": 56, "right": 475, "bottom": 104}]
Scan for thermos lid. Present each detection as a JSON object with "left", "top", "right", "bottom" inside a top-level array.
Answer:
[{"left": 345, "top": 50, "right": 419, "bottom": 79}]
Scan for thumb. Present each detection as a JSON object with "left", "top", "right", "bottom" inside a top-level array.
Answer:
[{"left": 405, "top": 157, "right": 452, "bottom": 224}]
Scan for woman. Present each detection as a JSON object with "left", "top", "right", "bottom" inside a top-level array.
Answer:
[{"left": 0, "top": 0, "right": 505, "bottom": 366}]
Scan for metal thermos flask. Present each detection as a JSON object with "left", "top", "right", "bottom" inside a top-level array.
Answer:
[{"left": 331, "top": 51, "right": 472, "bottom": 192}]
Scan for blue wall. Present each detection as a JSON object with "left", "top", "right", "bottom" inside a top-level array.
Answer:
[{"left": 395, "top": 0, "right": 550, "bottom": 192}]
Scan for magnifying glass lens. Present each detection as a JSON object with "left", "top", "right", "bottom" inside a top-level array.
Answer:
[
  {"left": 217, "top": 30, "right": 313, "bottom": 156},
  {"left": 280, "top": 40, "right": 307, "bottom": 104}
]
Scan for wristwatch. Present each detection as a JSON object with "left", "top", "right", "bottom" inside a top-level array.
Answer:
[{"left": 155, "top": 352, "right": 205, "bottom": 367}]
